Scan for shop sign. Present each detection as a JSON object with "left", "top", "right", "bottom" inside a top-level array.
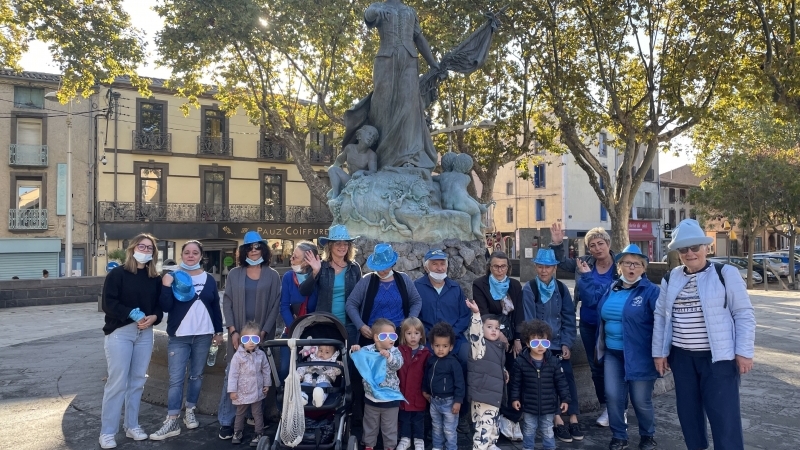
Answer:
[{"left": 219, "top": 223, "right": 331, "bottom": 240}]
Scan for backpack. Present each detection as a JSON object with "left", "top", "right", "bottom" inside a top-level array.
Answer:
[{"left": 663, "top": 262, "right": 728, "bottom": 308}]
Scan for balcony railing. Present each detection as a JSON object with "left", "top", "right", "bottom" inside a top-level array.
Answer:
[
  {"left": 259, "top": 140, "right": 288, "bottom": 161},
  {"left": 9, "top": 209, "right": 48, "bottom": 230},
  {"left": 309, "top": 146, "right": 335, "bottom": 165},
  {"left": 198, "top": 136, "right": 234, "bottom": 156},
  {"left": 98, "top": 202, "right": 333, "bottom": 223},
  {"left": 132, "top": 131, "right": 172, "bottom": 152},
  {"left": 9, "top": 144, "right": 48, "bottom": 166},
  {"left": 632, "top": 207, "right": 662, "bottom": 220}
]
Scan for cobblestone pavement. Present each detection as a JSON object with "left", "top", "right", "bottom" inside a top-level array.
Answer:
[{"left": 0, "top": 288, "right": 798, "bottom": 449}]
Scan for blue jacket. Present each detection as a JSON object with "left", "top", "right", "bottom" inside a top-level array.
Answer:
[
  {"left": 159, "top": 272, "right": 223, "bottom": 337},
  {"left": 596, "top": 278, "right": 660, "bottom": 381},
  {"left": 521, "top": 279, "right": 576, "bottom": 348},
  {"left": 552, "top": 244, "right": 617, "bottom": 325},
  {"left": 422, "top": 353, "right": 465, "bottom": 404},
  {"left": 415, "top": 275, "right": 470, "bottom": 355},
  {"left": 280, "top": 270, "right": 318, "bottom": 331}
]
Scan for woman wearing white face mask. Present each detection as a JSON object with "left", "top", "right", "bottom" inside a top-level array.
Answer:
[
  {"left": 99, "top": 234, "right": 163, "bottom": 449},
  {"left": 216, "top": 231, "right": 280, "bottom": 441},
  {"left": 595, "top": 244, "right": 660, "bottom": 450}
]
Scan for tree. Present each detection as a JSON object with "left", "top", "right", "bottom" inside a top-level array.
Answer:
[
  {"left": 0, "top": 0, "right": 148, "bottom": 99},
  {"left": 496, "top": 0, "right": 743, "bottom": 250}
]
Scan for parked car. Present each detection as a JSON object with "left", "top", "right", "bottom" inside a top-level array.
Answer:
[
  {"left": 709, "top": 259, "right": 763, "bottom": 284},
  {"left": 752, "top": 256, "right": 790, "bottom": 277},
  {"left": 762, "top": 252, "right": 800, "bottom": 275},
  {"left": 709, "top": 257, "right": 777, "bottom": 282}
]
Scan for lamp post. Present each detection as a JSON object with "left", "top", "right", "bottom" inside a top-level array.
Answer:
[{"left": 45, "top": 92, "right": 72, "bottom": 277}]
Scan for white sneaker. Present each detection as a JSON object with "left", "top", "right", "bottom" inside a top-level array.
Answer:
[
  {"left": 596, "top": 407, "right": 610, "bottom": 427},
  {"left": 301, "top": 392, "right": 309, "bottom": 405},
  {"left": 512, "top": 422, "right": 524, "bottom": 441},
  {"left": 149, "top": 416, "right": 181, "bottom": 440},
  {"left": 99, "top": 434, "right": 117, "bottom": 449},
  {"left": 624, "top": 411, "right": 628, "bottom": 424},
  {"left": 183, "top": 406, "right": 199, "bottom": 429},
  {"left": 498, "top": 415, "right": 514, "bottom": 440},
  {"left": 312, "top": 386, "right": 326, "bottom": 407},
  {"left": 247, "top": 417, "right": 256, "bottom": 426},
  {"left": 124, "top": 426, "right": 147, "bottom": 440},
  {"left": 413, "top": 438, "right": 425, "bottom": 450},
  {"left": 396, "top": 437, "right": 411, "bottom": 450}
]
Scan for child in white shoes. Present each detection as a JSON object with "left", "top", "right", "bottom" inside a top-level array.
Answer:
[{"left": 297, "top": 344, "right": 341, "bottom": 407}]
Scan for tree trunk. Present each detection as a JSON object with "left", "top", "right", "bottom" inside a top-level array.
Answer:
[
  {"left": 609, "top": 203, "right": 631, "bottom": 252},
  {"left": 283, "top": 135, "right": 331, "bottom": 204}
]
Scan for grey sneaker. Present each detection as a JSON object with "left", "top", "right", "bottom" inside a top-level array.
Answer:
[
  {"left": 124, "top": 426, "right": 147, "bottom": 440},
  {"left": 232, "top": 430, "right": 243, "bottom": 444},
  {"left": 183, "top": 406, "right": 199, "bottom": 429},
  {"left": 149, "top": 416, "right": 181, "bottom": 440}
]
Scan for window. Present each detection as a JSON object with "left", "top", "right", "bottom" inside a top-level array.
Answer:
[
  {"left": 506, "top": 207, "right": 514, "bottom": 223},
  {"left": 644, "top": 192, "right": 652, "bottom": 209},
  {"left": 598, "top": 132, "right": 607, "bottom": 157},
  {"left": 679, "top": 189, "right": 686, "bottom": 202},
  {"left": 138, "top": 101, "right": 166, "bottom": 134},
  {"left": 669, "top": 209, "right": 676, "bottom": 227},
  {"left": 134, "top": 162, "right": 168, "bottom": 204},
  {"left": 203, "top": 109, "right": 226, "bottom": 138},
  {"left": 535, "top": 199, "right": 545, "bottom": 221},
  {"left": 600, "top": 205, "right": 607, "bottom": 221},
  {"left": 16, "top": 179, "right": 43, "bottom": 209},
  {"left": 679, "top": 209, "right": 686, "bottom": 221},
  {"left": 690, "top": 211, "right": 696, "bottom": 220},
  {"left": 644, "top": 165, "right": 655, "bottom": 181},
  {"left": 533, "top": 164, "right": 546, "bottom": 188},
  {"left": 311, "top": 173, "right": 330, "bottom": 209},
  {"left": 204, "top": 172, "right": 225, "bottom": 205},
  {"left": 14, "top": 87, "right": 44, "bottom": 109},
  {"left": 309, "top": 131, "right": 334, "bottom": 164},
  {"left": 17, "top": 118, "right": 42, "bottom": 145},
  {"left": 260, "top": 169, "right": 286, "bottom": 207},
  {"left": 135, "top": 99, "right": 170, "bottom": 151},
  {"left": 669, "top": 188, "right": 676, "bottom": 203},
  {"left": 506, "top": 182, "right": 513, "bottom": 195}
]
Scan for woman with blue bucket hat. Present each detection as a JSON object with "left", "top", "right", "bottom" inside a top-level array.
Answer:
[
  {"left": 521, "top": 248, "right": 582, "bottom": 443},
  {"left": 150, "top": 240, "right": 224, "bottom": 441},
  {"left": 216, "top": 231, "right": 281, "bottom": 441},
  {"left": 595, "top": 244, "right": 660, "bottom": 450}
]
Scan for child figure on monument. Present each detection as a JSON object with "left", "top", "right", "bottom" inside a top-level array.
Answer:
[{"left": 328, "top": 125, "right": 379, "bottom": 199}]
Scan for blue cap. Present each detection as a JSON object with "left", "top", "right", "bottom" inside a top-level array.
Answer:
[
  {"left": 424, "top": 249, "right": 448, "bottom": 261},
  {"left": 533, "top": 248, "right": 558, "bottom": 266},
  {"left": 243, "top": 231, "right": 266, "bottom": 245},
  {"left": 367, "top": 243, "right": 398, "bottom": 271},
  {"left": 171, "top": 271, "right": 195, "bottom": 302},
  {"left": 319, "top": 225, "right": 359, "bottom": 246},
  {"left": 614, "top": 244, "right": 649, "bottom": 263}
]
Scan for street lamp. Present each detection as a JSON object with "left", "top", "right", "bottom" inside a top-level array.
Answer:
[{"left": 44, "top": 91, "right": 72, "bottom": 277}]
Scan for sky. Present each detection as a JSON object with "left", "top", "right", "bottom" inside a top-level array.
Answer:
[{"left": 17, "top": 0, "right": 693, "bottom": 174}]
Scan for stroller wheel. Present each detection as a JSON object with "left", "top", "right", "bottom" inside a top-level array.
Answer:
[
  {"left": 347, "top": 435, "right": 358, "bottom": 450},
  {"left": 255, "top": 435, "right": 270, "bottom": 450}
]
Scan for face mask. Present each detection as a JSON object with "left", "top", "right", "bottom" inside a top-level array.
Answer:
[
  {"left": 180, "top": 262, "right": 202, "bottom": 271},
  {"left": 291, "top": 264, "right": 304, "bottom": 273},
  {"left": 377, "top": 270, "right": 394, "bottom": 279},
  {"left": 428, "top": 271, "right": 447, "bottom": 281},
  {"left": 246, "top": 257, "right": 264, "bottom": 266},
  {"left": 623, "top": 275, "right": 642, "bottom": 285},
  {"left": 133, "top": 252, "right": 152, "bottom": 264}
]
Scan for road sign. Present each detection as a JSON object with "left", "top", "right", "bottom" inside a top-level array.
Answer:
[{"left": 106, "top": 261, "right": 119, "bottom": 271}]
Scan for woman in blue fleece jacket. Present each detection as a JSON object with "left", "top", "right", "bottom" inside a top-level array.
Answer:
[
  {"left": 151, "top": 240, "right": 223, "bottom": 441},
  {"left": 596, "top": 244, "right": 659, "bottom": 450}
]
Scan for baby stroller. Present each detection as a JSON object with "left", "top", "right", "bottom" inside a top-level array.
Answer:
[{"left": 258, "top": 312, "right": 357, "bottom": 450}]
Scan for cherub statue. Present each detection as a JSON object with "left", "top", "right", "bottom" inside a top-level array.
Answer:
[
  {"left": 434, "top": 152, "right": 486, "bottom": 240},
  {"left": 327, "top": 125, "right": 379, "bottom": 199}
]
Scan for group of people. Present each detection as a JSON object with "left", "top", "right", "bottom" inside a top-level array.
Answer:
[{"left": 97, "top": 218, "right": 756, "bottom": 450}]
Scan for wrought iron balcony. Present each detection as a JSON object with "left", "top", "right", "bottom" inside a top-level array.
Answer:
[
  {"left": 309, "top": 145, "right": 335, "bottom": 165},
  {"left": 258, "top": 140, "right": 288, "bottom": 161},
  {"left": 132, "top": 131, "right": 172, "bottom": 152},
  {"left": 632, "top": 207, "right": 662, "bottom": 220},
  {"left": 9, "top": 209, "right": 48, "bottom": 230},
  {"left": 9, "top": 144, "right": 48, "bottom": 166},
  {"left": 98, "top": 202, "right": 333, "bottom": 223},
  {"left": 198, "top": 136, "right": 234, "bottom": 156}
]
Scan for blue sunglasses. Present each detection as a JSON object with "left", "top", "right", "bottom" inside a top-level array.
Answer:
[
  {"left": 240, "top": 335, "right": 261, "bottom": 345},
  {"left": 529, "top": 339, "right": 551, "bottom": 349},
  {"left": 377, "top": 332, "right": 398, "bottom": 342}
]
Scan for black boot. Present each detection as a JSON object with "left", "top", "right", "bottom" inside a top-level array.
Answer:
[{"left": 457, "top": 410, "right": 471, "bottom": 434}]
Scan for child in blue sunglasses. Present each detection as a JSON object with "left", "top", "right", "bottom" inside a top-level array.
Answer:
[
  {"left": 509, "top": 319, "right": 570, "bottom": 450},
  {"left": 228, "top": 321, "right": 271, "bottom": 445},
  {"left": 350, "top": 318, "right": 404, "bottom": 450}
]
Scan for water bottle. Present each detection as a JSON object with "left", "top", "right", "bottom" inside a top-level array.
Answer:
[{"left": 207, "top": 341, "right": 219, "bottom": 366}]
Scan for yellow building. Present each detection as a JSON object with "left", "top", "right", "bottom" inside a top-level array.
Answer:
[{"left": 95, "top": 77, "right": 333, "bottom": 286}]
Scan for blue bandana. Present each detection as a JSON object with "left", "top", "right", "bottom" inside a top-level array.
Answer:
[
  {"left": 536, "top": 277, "right": 556, "bottom": 304},
  {"left": 489, "top": 276, "right": 510, "bottom": 300},
  {"left": 295, "top": 272, "right": 308, "bottom": 284}
]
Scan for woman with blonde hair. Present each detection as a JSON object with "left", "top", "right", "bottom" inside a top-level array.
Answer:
[{"left": 99, "top": 234, "right": 163, "bottom": 449}]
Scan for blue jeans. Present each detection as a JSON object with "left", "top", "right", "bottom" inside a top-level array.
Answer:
[
  {"left": 167, "top": 334, "right": 212, "bottom": 416},
  {"left": 399, "top": 410, "right": 425, "bottom": 440},
  {"left": 100, "top": 323, "right": 154, "bottom": 435},
  {"left": 669, "top": 346, "right": 743, "bottom": 450},
  {"left": 521, "top": 413, "right": 555, "bottom": 450},
  {"left": 604, "top": 349, "right": 655, "bottom": 440},
  {"left": 429, "top": 397, "right": 458, "bottom": 450},
  {"left": 218, "top": 363, "right": 236, "bottom": 426},
  {"left": 579, "top": 320, "right": 605, "bottom": 404}
]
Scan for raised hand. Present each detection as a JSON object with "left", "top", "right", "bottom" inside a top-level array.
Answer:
[
  {"left": 305, "top": 251, "right": 322, "bottom": 273},
  {"left": 577, "top": 259, "right": 591, "bottom": 274},
  {"left": 465, "top": 299, "right": 480, "bottom": 314},
  {"left": 550, "top": 222, "right": 565, "bottom": 244}
]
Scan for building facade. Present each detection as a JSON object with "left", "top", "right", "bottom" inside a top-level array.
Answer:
[{"left": 0, "top": 70, "right": 93, "bottom": 279}]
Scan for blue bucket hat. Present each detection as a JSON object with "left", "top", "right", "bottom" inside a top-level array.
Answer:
[
  {"left": 171, "top": 271, "right": 195, "bottom": 302},
  {"left": 243, "top": 230, "right": 266, "bottom": 246},
  {"left": 424, "top": 249, "right": 448, "bottom": 262},
  {"left": 367, "top": 243, "right": 398, "bottom": 271},
  {"left": 668, "top": 219, "right": 713, "bottom": 250},
  {"left": 533, "top": 248, "right": 558, "bottom": 266},
  {"left": 614, "top": 244, "right": 649, "bottom": 263},
  {"left": 319, "top": 225, "right": 359, "bottom": 247}
]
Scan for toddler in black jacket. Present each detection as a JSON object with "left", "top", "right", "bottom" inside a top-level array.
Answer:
[
  {"left": 510, "top": 319, "right": 570, "bottom": 450},
  {"left": 422, "top": 322, "right": 464, "bottom": 450}
]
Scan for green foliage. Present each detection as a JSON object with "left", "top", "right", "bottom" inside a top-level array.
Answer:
[
  {"left": 0, "top": 0, "right": 149, "bottom": 100},
  {"left": 107, "top": 248, "right": 127, "bottom": 263}
]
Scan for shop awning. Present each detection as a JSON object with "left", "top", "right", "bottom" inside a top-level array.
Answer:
[{"left": 629, "top": 231, "right": 655, "bottom": 241}]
